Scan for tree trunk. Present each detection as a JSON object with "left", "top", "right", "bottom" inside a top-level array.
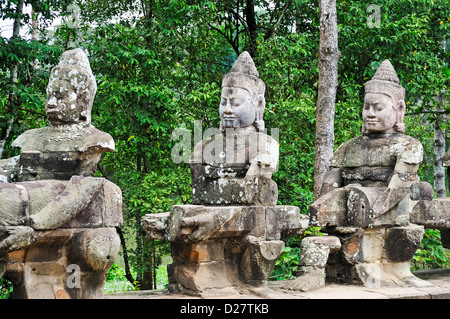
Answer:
[
  {"left": 435, "top": 39, "right": 447, "bottom": 199},
  {"left": 116, "top": 227, "right": 138, "bottom": 286},
  {"left": 314, "top": 0, "right": 340, "bottom": 199},
  {"left": 1, "top": 0, "right": 24, "bottom": 159},
  {"left": 434, "top": 102, "right": 446, "bottom": 198},
  {"left": 245, "top": 0, "right": 257, "bottom": 57},
  {"left": 268, "top": 1, "right": 291, "bottom": 40}
]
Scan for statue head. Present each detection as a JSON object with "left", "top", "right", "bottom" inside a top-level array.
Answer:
[
  {"left": 362, "top": 59, "right": 406, "bottom": 135},
  {"left": 219, "top": 51, "right": 266, "bottom": 132},
  {"left": 45, "top": 49, "right": 97, "bottom": 126}
]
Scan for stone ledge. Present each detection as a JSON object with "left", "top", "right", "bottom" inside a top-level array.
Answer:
[{"left": 104, "top": 268, "right": 450, "bottom": 299}]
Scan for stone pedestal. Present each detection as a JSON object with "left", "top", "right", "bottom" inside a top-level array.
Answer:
[
  {"left": 0, "top": 177, "right": 123, "bottom": 299},
  {"left": 142, "top": 205, "right": 309, "bottom": 296},
  {"left": 4, "top": 227, "right": 120, "bottom": 299}
]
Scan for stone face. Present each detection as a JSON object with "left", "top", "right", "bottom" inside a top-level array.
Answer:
[
  {"left": 0, "top": 48, "right": 122, "bottom": 299},
  {"left": 294, "top": 60, "right": 434, "bottom": 291},
  {"left": 45, "top": 49, "right": 97, "bottom": 126},
  {"left": 10, "top": 48, "right": 113, "bottom": 183},
  {"left": 190, "top": 51, "right": 278, "bottom": 207},
  {"left": 142, "top": 52, "right": 308, "bottom": 297}
]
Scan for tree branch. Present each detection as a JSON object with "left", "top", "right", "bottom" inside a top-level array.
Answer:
[{"left": 116, "top": 227, "right": 138, "bottom": 287}]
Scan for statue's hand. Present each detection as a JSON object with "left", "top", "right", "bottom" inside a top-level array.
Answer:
[
  {"left": 246, "top": 156, "right": 274, "bottom": 179},
  {"left": 179, "top": 215, "right": 215, "bottom": 242},
  {"left": 0, "top": 226, "right": 38, "bottom": 253}
]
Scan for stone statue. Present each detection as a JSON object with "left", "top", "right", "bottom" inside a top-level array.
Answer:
[
  {"left": 142, "top": 52, "right": 308, "bottom": 297},
  {"left": 191, "top": 51, "right": 279, "bottom": 206},
  {"left": 287, "top": 60, "right": 433, "bottom": 291},
  {"left": 0, "top": 49, "right": 122, "bottom": 299},
  {"left": 3, "top": 48, "right": 114, "bottom": 182}
]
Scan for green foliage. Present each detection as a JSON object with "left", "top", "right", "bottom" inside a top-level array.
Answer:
[
  {"left": 412, "top": 229, "right": 450, "bottom": 270},
  {"left": 0, "top": 0, "right": 448, "bottom": 292},
  {"left": 0, "top": 277, "right": 12, "bottom": 299},
  {"left": 271, "top": 227, "right": 324, "bottom": 281}
]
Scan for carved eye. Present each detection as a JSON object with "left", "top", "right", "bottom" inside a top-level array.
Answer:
[{"left": 231, "top": 98, "right": 243, "bottom": 107}]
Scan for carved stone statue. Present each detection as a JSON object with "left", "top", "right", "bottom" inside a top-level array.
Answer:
[
  {"left": 287, "top": 60, "right": 433, "bottom": 291},
  {"left": 5, "top": 48, "right": 114, "bottom": 182},
  {"left": 0, "top": 49, "right": 122, "bottom": 299},
  {"left": 142, "top": 52, "right": 308, "bottom": 297},
  {"left": 191, "top": 51, "right": 279, "bottom": 206}
]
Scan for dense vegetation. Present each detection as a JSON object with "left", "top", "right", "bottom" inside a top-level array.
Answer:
[{"left": 0, "top": 0, "right": 448, "bottom": 294}]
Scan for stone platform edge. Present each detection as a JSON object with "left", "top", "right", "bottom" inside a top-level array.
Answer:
[{"left": 104, "top": 268, "right": 450, "bottom": 299}]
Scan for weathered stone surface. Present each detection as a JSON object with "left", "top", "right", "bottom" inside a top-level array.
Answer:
[
  {"left": 3, "top": 228, "right": 120, "bottom": 299},
  {"left": 191, "top": 131, "right": 279, "bottom": 206},
  {"left": 308, "top": 188, "right": 347, "bottom": 227},
  {"left": 142, "top": 205, "right": 308, "bottom": 243},
  {"left": 0, "top": 48, "right": 122, "bottom": 299},
  {"left": 385, "top": 225, "right": 424, "bottom": 263},
  {"left": 142, "top": 52, "right": 307, "bottom": 297},
  {"left": 298, "top": 59, "right": 433, "bottom": 291},
  {"left": 142, "top": 205, "right": 308, "bottom": 295},
  {"left": 410, "top": 198, "right": 450, "bottom": 229},
  {"left": 10, "top": 48, "right": 114, "bottom": 183},
  {"left": 0, "top": 156, "right": 19, "bottom": 183},
  {"left": 190, "top": 51, "right": 278, "bottom": 207}
]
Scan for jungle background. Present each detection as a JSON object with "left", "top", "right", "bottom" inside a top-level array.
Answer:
[{"left": 0, "top": 0, "right": 448, "bottom": 296}]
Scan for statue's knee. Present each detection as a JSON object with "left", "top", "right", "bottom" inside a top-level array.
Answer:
[
  {"left": 410, "top": 182, "right": 433, "bottom": 201},
  {"left": 69, "top": 228, "right": 120, "bottom": 272},
  {"left": 384, "top": 225, "right": 424, "bottom": 262}
]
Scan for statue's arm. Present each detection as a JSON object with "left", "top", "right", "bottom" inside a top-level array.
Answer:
[
  {"left": 246, "top": 134, "right": 279, "bottom": 179},
  {"left": 0, "top": 156, "right": 19, "bottom": 183},
  {"left": 30, "top": 176, "right": 105, "bottom": 230},
  {"left": 319, "top": 167, "right": 343, "bottom": 197},
  {"left": 371, "top": 161, "right": 420, "bottom": 219}
]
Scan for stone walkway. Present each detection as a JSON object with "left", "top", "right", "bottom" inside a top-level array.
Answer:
[{"left": 105, "top": 268, "right": 450, "bottom": 299}]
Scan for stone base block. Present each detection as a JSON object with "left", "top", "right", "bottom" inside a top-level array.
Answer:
[
  {"left": 4, "top": 227, "right": 120, "bottom": 299},
  {"left": 142, "top": 204, "right": 309, "bottom": 296}
]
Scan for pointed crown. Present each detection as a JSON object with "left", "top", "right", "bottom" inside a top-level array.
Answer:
[
  {"left": 365, "top": 59, "right": 405, "bottom": 102},
  {"left": 49, "top": 49, "right": 97, "bottom": 98},
  {"left": 222, "top": 51, "right": 265, "bottom": 98}
]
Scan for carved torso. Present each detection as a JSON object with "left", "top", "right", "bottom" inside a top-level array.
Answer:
[
  {"left": 190, "top": 130, "right": 279, "bottom": 205},
  {"left": 331, "top": 133, "right": 423, "bottom": 187},
  {"left": 12, "top": 125, "right": 114, "bottom": 181}
]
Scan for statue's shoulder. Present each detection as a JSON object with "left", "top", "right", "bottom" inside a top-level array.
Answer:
[
  {"left": 390, "top": 133, "right": 423, "bottom": 164},
  {"left": 11, "top": 127, "right": 44, "bottom": 149},
  {"left": 12, "top": 126, "right": 115, "bottom": 153},
  {"left": 330, "top": 135, "right": 364, "bottom": 167}
]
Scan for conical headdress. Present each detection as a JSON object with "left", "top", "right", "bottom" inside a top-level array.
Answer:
[
  {"left": 222, "top": 51, "right": 265, "bottom": 98},
  {"left": 47, "top": 48, "right": 97, "bottom": 124},
  {"left": 58, "top": 48, "right": 94, "bottom": 76},
  {"left": 365, "top": 59, "right": 405, "bottom": 102}
]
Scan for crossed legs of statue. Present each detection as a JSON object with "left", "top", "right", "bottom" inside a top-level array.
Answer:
[
  {"left": 285, "top": 185, "right": 432, "bottom": 291},
  {"left": 0, "top": 176, "right": 122, "bottom": 298}
]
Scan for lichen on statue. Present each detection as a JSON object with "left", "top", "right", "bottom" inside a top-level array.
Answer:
[
  {"left": 190, "top": 51, "right": 279, "bottom": 206},
  {"left": 0, "top": 49, "right": 122, "bottom": 299},
  {"left": 318, "top": 59, "right": 431, "bottom": 226},
  {"left": 9, "top": 48, "right": 114, "bottom": 182},
  {"left": 288, "top": 60, "right": 434, "bottom": 291}
]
